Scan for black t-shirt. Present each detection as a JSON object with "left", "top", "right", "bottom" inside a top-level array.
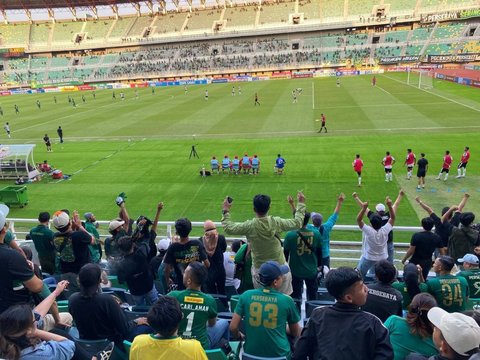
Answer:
[
  {"left": 135, "top": 230, "right": 157, "bottom": 261},
  {"left": 199, "top": 235, "right": 227, "bottom": 293},
  {"left": 430, "top": 213, "right": 453, "bottom": 248},
  {"left": 53, "top": 230, "right": 92, "bottom": 274},
  {"left": 417, "top": 158, "right": 428, "bottom": 171},
  {"left": 0, "top": 243, "right": 35, "bottom": 314},
  {"left": 361, "top": 282, "right": 403, "bottom": 323},
  {"left": 368, "top": 210, "right": 393, "bottom": 242},
  {"left": 69, "top": 292, "right": 130, "bottom": 346},
  {"left": 117, "top": 243, "right": 154, "bottom": 296},
  {"left": 410, "top": 231, "right": 442, "bottom": 263},
  {"left": 163, "top": 239, "right": 207, "bottom": 289}
]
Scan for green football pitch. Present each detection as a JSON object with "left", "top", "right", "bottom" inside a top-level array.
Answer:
[{"left": 1, "top": 72, "right": 479, "bottom": 241}]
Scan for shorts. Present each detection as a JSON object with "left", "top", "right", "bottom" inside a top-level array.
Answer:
[
  {"left": 417, "top": 170, "right": 426, "bottom": 178},
  {"left": 356, "top": 171, "right": 362, "bottom": 176},
  {"left": 384, "top": 168, "right": 392, "bottom": 173},
  {"left": 441, "top": 168, "right": 449, "bottom": 174},
  {"left": 407, "top": 165, "right": 414, "bottom": 170},
  {"left": 458, "top": 162, "right": 468, "bottom": 169}
]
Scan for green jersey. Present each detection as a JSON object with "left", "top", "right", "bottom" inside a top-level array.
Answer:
[
  {"left": 392, "top": 281, "right": 429, "bottom": 310},
  {"left": 85, "top": 222, "right": 101, "bottom": 263},
  {"left": 168, "top": 289, "right": 217, "bottom": 349},
  {"left": 234, "top": 243, "right": 253, "bottom": 293},
  {"left": 29, "top": 225, "right": 55, "bottom": 256},
  {"left": 284, "top": 227, "right": 321, "bottom": 279},
  {"left": 427, "top": 274, "right": 469, "bottom": 312},
  {"left": 457, "top": 268, "right": 480, "bottom": 298},
  {"left": 235, "top": 287, "right": 300, "bottom": 358}
]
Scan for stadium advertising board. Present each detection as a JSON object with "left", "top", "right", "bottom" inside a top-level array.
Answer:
[
  {"left": 0, "top": 91, "right": 12, "bottom": 96},
  {"left": 271, "top": 71, "right": 291, "bottom": 79},
  {"left": 420, "top": 9, "right": 480, "bottom": 23},
  {"left": 292, "top": 71, "right": 313, "bottom": 78},
  {"left": 379, "top": 56, "right": 420, "bottom": 64},
  {"left": 427, "top": 53, "right": 480, "bottom": 63},
  {"left": 0, "top": 48, "right": 25, "bottom": 58}
]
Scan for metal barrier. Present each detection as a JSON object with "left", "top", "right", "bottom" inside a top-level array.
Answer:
[{"left": 11, "top": 218, "right": 417, "bottom": 267}]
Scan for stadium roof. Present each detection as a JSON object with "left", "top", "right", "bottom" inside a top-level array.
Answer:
[{"left": 0, "top": 0, "right": 143, "bottom": 10}]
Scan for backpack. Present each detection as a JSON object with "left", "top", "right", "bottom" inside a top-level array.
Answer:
[{"left": 54, "top": 232, "right": 75, "bottom": 263}]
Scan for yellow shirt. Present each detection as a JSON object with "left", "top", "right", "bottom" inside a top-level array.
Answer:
[{"left": 130, "top": 334, "right": 208, "bottom": 360}]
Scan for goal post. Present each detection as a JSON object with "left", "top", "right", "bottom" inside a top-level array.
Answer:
[{"left": 407, "top": 69, "right": 434, "bottom": 89}]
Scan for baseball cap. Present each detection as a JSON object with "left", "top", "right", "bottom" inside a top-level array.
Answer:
[
  {"left": 52, "top": 210, "right": 70, "bottom": 229},
  {"left": 376, "top": 204, "right": 386, "bottom": 212},
  {"left": 428, "top": 307, "right": 480, "bottom": 356},
  {"left": 108, "top": 219, "right": 125, "bottom": 232},
  {"left": 457, "top": 254, "right": 479, "bottom": 265},
  {"left": 157, "top": 239, "right": 171, "bottom": 251},
  {"left": 84, "top": 212, "right": 94, "bottom": 221},
  {"left": 0, "top": 204, "right": 9, "bottom": 229},
  {"left": 259, "top": 261, "right": 290, "bottom": 284},
  {"left": 311, "top": 212, "right": 323, "bottom": 224}
]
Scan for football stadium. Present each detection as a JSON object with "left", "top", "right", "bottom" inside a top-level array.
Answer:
[{"left": 0, "top": 0, "right": 479, "bottom": 359}]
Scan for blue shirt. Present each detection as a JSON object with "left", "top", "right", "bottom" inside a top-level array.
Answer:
[
  {"left": 232, "top": 159, "right": 240, "bottom": 168},
  {"left": 20, "top": 340, "right": 75, "bottom": 360},
  {"left": 252, "top": 157, "right": 259, "bottom": 166},
  {"left": 307, "top": 212, "right": 338, "bottom": 257},
  {"left": 242, "top": 156, "right": 250, "bottom": 165},
  {"left": 222, "top": 158, "right": 230, "bottom": 167},
  {"left": 211, "top": 159, "right": 219, "bottom": 167},
  {"left": 276, "top": 157, "right": 285, "bottom": 168}
]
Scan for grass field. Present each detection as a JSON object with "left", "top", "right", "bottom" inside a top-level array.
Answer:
[{"left": 1, "top": 72, "right": 479, "bottom": 241}]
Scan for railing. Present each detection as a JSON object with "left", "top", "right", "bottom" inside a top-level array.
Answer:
[{"left": 11, "top": 218, "right": 417, "bottom": 267}]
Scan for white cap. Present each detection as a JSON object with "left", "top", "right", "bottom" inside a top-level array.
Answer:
[
  {"left": 108, "top": 219, "right": 125, "bottom": 232},
  {"left": 375, "top": 204, "right": 386, "bottom": 212},
  {"left": 0, "top": 204, "right": 9, "bottom": 229},
  {"left": 428, "top": 307, "right": 480, "bottom": 356},
  {"left": 52, "top": 211, "right": 70, "bottom": 229},
  {"left": 157, "top": 239, "right": 171, "bottom": 251}
]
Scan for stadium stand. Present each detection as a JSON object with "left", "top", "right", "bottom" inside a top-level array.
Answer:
[
  {"left": 125, "top": 15, "right": 153, "bottom": 38},
  {"left": 52, "top": 21, "right": 84, "bottom": 43},
  {"left": 410, "top": 27, "right": 433, "bottom": 41},
  {"left": 0, "top": 22, "right": 29, "bottom": 46},
  {"left": 50, "top": 57, "right": 71, "bottom": 68},
  {"left": 110, "top": 17, "right": 136, "bottom": 39},
  {"left": 184, "top": 9, "right": 222, "bottom": 31},
  {"left": 224, "top": 5, "right": 257, "bottom": 29},
  {"left": 345, "top": 33, "right": 369, "bottom": 46},
  {"left": 432, "top": 23, "right": 466, "bottom": 39},
  {"left": 347, "top": 0, "right": 378, "bottom": 16},
  {"left": 84, "top": 19, "right": 114, "bottom": 42},
  {"left": 320, "top": 0, "right": 345, "bottom": 19},
  {"left": 384, "top": 30, "right": 409, "bottom": 43},
  {"left": 30, "top": 57, "right": 48, "bottom": 69},
  {"left": 152, "top": 12, "right": 188, "bottom": 34},
  {"left": 424, "top": 43, "right": 457, "bottom": 55},
  {"left": 259, "top": 1, "right": 296, "bottom": 25},
  {"left": 298, "top": 0, "right": 320, "bottom": 21},
  {"left": 30, "top": 22, "right": 52, "bottom": 46}
]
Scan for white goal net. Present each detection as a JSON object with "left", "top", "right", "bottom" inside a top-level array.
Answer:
[{"left": 407, "top": 69, "right": 434, "bottom": 89}]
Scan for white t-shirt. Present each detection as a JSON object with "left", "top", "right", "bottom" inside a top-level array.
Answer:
[
  {"left": 361, "top": 223, "right": 392, "bottom": 261},
  {"left": 223, "top": 251, "right": 240, "bottom": 289}
]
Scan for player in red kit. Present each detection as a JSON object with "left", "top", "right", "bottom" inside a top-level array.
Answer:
[
  {"left": 456, "top": 146, "right": 470, "bottom": 178},
  {"left": 353, "top": 154, "right": 364, "bottom": 186},
  {"left": 404, "top": 148, "right": 416, "bottom": 180},
  {"left": 318, "top": 113, "right": 327, "bottom": 133},
  {"left": 436, "top": 150, "right": 453, "bottom": 181},
  {"left": 372, "top": 76, "right": 376, "bottom": 86},
  {"left": 382, "top": 151, "right": 395, "bottom": 182}
]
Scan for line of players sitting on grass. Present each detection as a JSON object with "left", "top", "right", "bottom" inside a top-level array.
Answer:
[
  {"left": 1, "top": 190, "right": 480, "bottom": 360},
  {"left": 210, "top": 153, "right": 286, "bottom": 175}
]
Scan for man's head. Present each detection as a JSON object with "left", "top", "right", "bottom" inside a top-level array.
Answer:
[
  {"left": 108, "top": 218, "right": 125, "bottom": 234},
  {"left": 459, "top": 212, "right": 475, "bottom": 227},
  {"left": 465, "top": 146, "right": 469, "bottom": 152},
  {"left": 375, "top": 203, "right": 386, "bottom": 214},
  {"left": 147, "top": 296, "right": 183, "bottom": 337},
  {"left": 369, "top": 214, "right": 383, "bottom": 231},
  {"left": 231, "top": 239, "right": 242, "bottom": 253},
  {"left": 429, "top": 307, "right": 480, "bottom": 357},
  {"left": 458, "top": 254, "right": 479, "bottom": 269},
  {"left": 84, "top": 212, "right": 96, "bottom": 223},
  {"left": 258, "top": 261, "right": 289, "bottom": 288},
  {"left": 326, "top": 267, "right": 367, "bottom": 306},
  {"left": 253, "top": 194, "right": 271, "bottom": 216},
  {"left": 421, "top": 153, "right": 425, "bottom": 158},
  {"left": 311, "top": 212, "right": 323, "bottom": 227},
  {"left": 421, "top": 217, "right": 435, "bottom": 231},
  {"left": 433, "top": 255, "right": 455, "bottom": 274},
  {"left": 157, "top": 239, "right": 171, "bottom": 253},
  {"left": 446, "top": 150, "right": 450, "bottom": 155},
  {"left": 117, "top": 236, "right": 135, "bottom": 255},
  {"left": 78, "top": 263, "right": 102, "bottom": 297},
  {"left": 203, "top": 219, "right": 218, "bottom": 239},
  {"left": 386, "top": 151, "right": 390, "bottom": 156},
  {"left": 175, "top": 218, "right": 192, "bottom": 239},
  {"left": 52, "top": 210, "right": 70, "bottom": 233},
  {"left": 356, "top": 154, "right": 360, "bottom": 159},
  {"left": 374, "top": 260, "right": 397, "bottom": 284},
  {"left": 407, "top": 149, "right": 412, "bottom": 153},
  {"left": 183, "top": 261, "right": 208, "bottom": 289},
  {"left": 38, "top": 211, "right": 50, "bottom": 224}
]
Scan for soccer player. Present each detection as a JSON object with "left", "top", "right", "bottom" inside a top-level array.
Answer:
[
  {"left": 210, "top": 156, "right": 219, "bottom": 174},
  {"left": 14, "top": 104, "right": 19, "bottom": 114},
  {"left": 456, "top": 146, "right": 470, "bottom": 178},
  {"left": 382, "top": 151, "right": 396, "bottom": 182},
  {"left": 53, "top": 96, "right": 57, "bottom": 103},
  {"left": 275, "top": 154, "right": 286, "bottom": 175},
  {"left": 36, "top": 100, "right": 41, "bottom": 109},
  {"left": 4, "top": 122, "right": 10, "bottom": 138},
  {"left": 92, "top": 91, "right": 96, "bottom": 99},
  {"left": 318, "top": 113, "right": 327, "bottom": 133},
  {"left": 416, "top": 153, "right": 428, "bottom": 189},
  {"left": 184, "top": 85, "right": 188, "bottom": 95},
  {"left": 251, "top": 155, "right": 260, "bottom": 175},
  {"left": 254, "top": 93, "right": 260, "bottom": 106},
  {"left": 135, "top": 89, "right": 139, "bottom": 99},
  {"left": 0, "top": 106, "right": 3, "bottom": 116},
  {"left": 71, "top": 99, "right": 76, "bottom": 107},
  {"left": 82, "top": 95, "right": 86, "bottom": 103},
  {"left": 336, "top": 77, "right": 340, "bottom": 87},
  {"left": 229, "top": 261, "right": 301, "bottom": 359},
  {"left": 120, "top": 92, "right": 125, "bottom": 101},
  {"left": 241, "top": 153, "right": 251, "bottom": 174},
  {"left": 204, "top": 90, "right": 208, "bottom": 101},
  {"left": 43, "top": 134, "right": 52, "bottom": 152},
  {"left": 221, "top": 155, "right": 231, "bottom": 174},
  {"left": 57, "top": 126, "right": 63, "bottom": 144},
  {"left": 231, "top": 86, "right": 235, "bottom": 96},
  {"left": 238, "top": 86, "right": 242, "bottom": 95},
  {"left": 436, "top": 150, "right": 452, "bottom": 181},
  {"left": 112, "top": 91, "right": 116, "bottom": 99},
  {"left": 404, "top": 148, "right": 416, "bottom": 180},
  {"left": 292, "top": 89, "right": 297, "bottom": 104},
  {"left": 232, "top": 156, "right": 240, "bottom": 175},
  {"left": 372, "top": 76, "right": 376, "bottom": 86},
  {"left": 353, "top": 154, "right": 364, "bottom": 187}
]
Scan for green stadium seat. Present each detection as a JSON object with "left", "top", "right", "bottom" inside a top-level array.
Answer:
[{"left": 205, "top": 348, "right": 228, "bottom": 360}]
